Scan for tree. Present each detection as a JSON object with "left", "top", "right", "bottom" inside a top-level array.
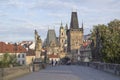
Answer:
[
  {"left": 107, "top": 19, "right": 120, "bottom": 63},
  {"left": 91, "top": 19, "right": 120, "bottom": 64},
  {"left": 9, "top": 54, "right": 17, "bottom": 66},
  {"left": 0, "top": 53, "right": 17, "bottom": 68},
  {"left": 0, "top": 53, "right": 10, "bottom": 68}
]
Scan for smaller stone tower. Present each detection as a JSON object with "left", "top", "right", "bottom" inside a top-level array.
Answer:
[{"left": 59, "top": 23, "right": 67, "bottom": 52}]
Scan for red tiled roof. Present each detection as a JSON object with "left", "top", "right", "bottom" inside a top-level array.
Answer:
[
  {"left": 26, "top": 49, "right": 35, "bottom": 56},
  {"left": 48, "top": 54, "right": 59, "bottom": 58},
  {"left": 82, "top": 41, "right": 91, "bottom": 48},
  {"left": 0, "top": 42, "right": 26, "bottom": 53}
]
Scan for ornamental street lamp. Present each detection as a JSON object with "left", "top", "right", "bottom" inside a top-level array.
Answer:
[
  {"left": 42, "top": 48, "right": 47, "bottom": 63},
  {"left": 44, "top": 50, "right": 47, "bottom": 63}
]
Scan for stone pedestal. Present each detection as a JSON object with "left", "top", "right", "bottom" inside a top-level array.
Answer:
[
  {"left": 33, "top": 58, "right": 42, "bottom": 72},
  {"left": 35, "top": 51, "right": 41, "bottom": 58},
  {"left": 33, "top": 63, "right": 40, "bottom": 72}
]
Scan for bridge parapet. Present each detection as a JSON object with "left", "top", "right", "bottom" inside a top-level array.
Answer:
[
  {"left": 78, "top": 62, "right": 120, "bottom": 76},
  {"left": 0, "top": 66, "right": 31, "bottom": 80}
]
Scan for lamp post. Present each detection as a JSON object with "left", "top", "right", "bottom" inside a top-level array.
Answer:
[
  {"left": 44, "top": 49, "right": 47, "bottom": 63},
  {"left": 42, "top": 48, "right": 47, "bottom": 63},
  {"left": 77, "top": 49, "right": 80, "bottom": 61}
]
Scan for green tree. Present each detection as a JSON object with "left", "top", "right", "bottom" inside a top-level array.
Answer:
[
  {"left": 91, "top": 19, "right": 120, "bottom": 64},
  {"left": 107, "top": 19, "right": 120, "bottom": 63},
  {"left": 9, "top": 54, "right": 17, "bottom": 66},
  {"left": 0, "top": 53, "right": 10, "bottom": 68},
  {"left": 0, "top": 53, "right": 17, "bottom": 68}
]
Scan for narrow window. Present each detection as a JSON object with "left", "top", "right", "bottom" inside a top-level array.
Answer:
[
  {"left": 22, "top": 54, "right": 24, "bottom": 58},
  {"left": 22, "top": 60, "right": 25, "bottom": 64},
  {"left": 18, "top": 54, "right": 20, "bottom": 58}
]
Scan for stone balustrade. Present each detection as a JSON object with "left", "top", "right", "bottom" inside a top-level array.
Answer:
[
  {"left": 77, "top": 62, "right": 120, "bottom": 76},
  {"left": 0, "top": 63, "right": 46, "bottom": 80},
  {"left": 0, "top": 66, "right": 31, "bottom": 80}
]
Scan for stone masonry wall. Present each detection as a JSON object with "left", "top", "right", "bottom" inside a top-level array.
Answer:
[
  {"left": 78, "top": 62, "right": 120, "bottom": 76},
  {"left": 0, "top": 66, "right": 30, "bottom": 80}
]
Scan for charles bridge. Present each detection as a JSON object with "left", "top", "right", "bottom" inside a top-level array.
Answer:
[{"left": 0, "top": 62, "right": 120, "bottom": 80}]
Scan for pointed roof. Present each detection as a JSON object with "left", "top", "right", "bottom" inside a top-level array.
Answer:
[
  {"left": 70, "top": 12, "right": 79, "bottom": 29},
  {"left": 82, "top": 21, "right": 83, "bottom": 29},
  {"left": 65, "top": 24, "right": 68, "bottom": 30},
  {"left": 81, "top": 21, "right": 84, "bottom": 32},
  {"left": 60, "top": 22, "right": 64, "bottom": 29},
  {"left": 46, "top": 29, "right": 58, "bottom": 45}
]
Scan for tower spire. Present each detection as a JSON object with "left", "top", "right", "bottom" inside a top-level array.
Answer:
[
  {"left": 65, "top": 24, "right": 68, "bottom": 30},
  {"left": 82, "top": 20, "right": 83, "bottom": 30},
  {"left": 70, "top": 11, "right": 79, "bottom": 29},
  {"left": 61, "top": 21, "right": 63, "bottom": 26},
  {"left": 82, "top": 20, "right": 84, "bottom": 32},
  {"left": 60, "top": 21, "right": 63, "bottom": 28}
]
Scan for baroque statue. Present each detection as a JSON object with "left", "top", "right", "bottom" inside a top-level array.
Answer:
[{"left": 35, "top": 30, "right": 42, "bottom": 51}]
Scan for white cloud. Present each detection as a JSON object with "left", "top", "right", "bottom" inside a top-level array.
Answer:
[
  {"left": 0, "top": 11, "right": 8, "bottom": 17},
  {"left": 47, "top": 13, "right": 67, "bottom": 18},
  {"left": 10, "top": 17, "right": 28, "bottom": 23},
  {"left": 0, "top": 0, "right": 120, "bottom": 42},
  {"left": 30, "top": 0, "right": 78, "bottom": 10}
]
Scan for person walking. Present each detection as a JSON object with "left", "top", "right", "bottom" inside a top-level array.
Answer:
[{"left": 53, "top": 60, "right": 56, "bottom": 66}]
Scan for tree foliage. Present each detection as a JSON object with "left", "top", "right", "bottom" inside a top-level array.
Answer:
[
  {"left": 91, "top": 19, "right": 120, "bottom": 64},
  {"left": 0, "top": 53, "right": 17, "bottom": 68}
]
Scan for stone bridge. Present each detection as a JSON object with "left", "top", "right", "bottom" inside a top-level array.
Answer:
[{"left": 16, "top": 65, "right": 120, "bottom": 80}]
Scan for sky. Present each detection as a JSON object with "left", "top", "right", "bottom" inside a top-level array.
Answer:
[{"left": 0, "top": 0, "right": 120, "bottom": 42}]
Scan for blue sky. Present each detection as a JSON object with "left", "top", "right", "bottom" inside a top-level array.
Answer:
[{"left": 0, "top": 0, "right": 120, "bottom": 42}]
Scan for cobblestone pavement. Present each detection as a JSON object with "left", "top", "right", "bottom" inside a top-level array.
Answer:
[{"left": 16, "top": 65, "right": 120, "bottom": 80}]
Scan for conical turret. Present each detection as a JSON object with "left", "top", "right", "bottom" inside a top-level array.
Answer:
[
  {"left": 65, "top": 24, "right": 68, "bottom": 30},
  {"left": 82, "top": 21, "right": 84, "bottom": 32}
]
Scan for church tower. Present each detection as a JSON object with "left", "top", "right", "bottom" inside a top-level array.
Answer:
[
  {"left": 67, "top": 11, "right": 83, "bottom": 53},
  {"left": 59, "top": 23, "right": 67, "bottom": 52}
]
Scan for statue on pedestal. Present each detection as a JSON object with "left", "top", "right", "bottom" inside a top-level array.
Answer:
[{"left": 34, "top": 30, "right": 42, "bottom": 59}]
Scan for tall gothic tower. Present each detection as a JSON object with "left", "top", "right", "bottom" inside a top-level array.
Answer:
[
  {"left": 59, "top": 23, "right": 67, "bottom": 52},
  {"left": 67, "top": 11, "right": 83, "bottom": 53}
]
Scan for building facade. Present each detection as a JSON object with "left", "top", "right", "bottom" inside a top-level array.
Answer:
[
  {"left": 0, "top": 42, "right": 27, "bottom": 65},
  {"left": 79, "top": 40, "right": 92, "bottom": 62},
  {"left": 45, "top": 29, "right": 60, "bottom": 55},
  {"left": 37, "top": 12, "right": 84, "bottom": 62}
]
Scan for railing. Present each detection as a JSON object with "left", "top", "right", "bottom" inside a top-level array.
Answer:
[
  {"left": 77, "top": 62, "right": 120, "bottom": 76},
  {"left": 0, "top": 66, "right": 30, "bottom": 80}
]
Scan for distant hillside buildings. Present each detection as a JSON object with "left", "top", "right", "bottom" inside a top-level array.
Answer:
[{"left": 40, "top": 11, "right": 89, "bottom": 62}]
